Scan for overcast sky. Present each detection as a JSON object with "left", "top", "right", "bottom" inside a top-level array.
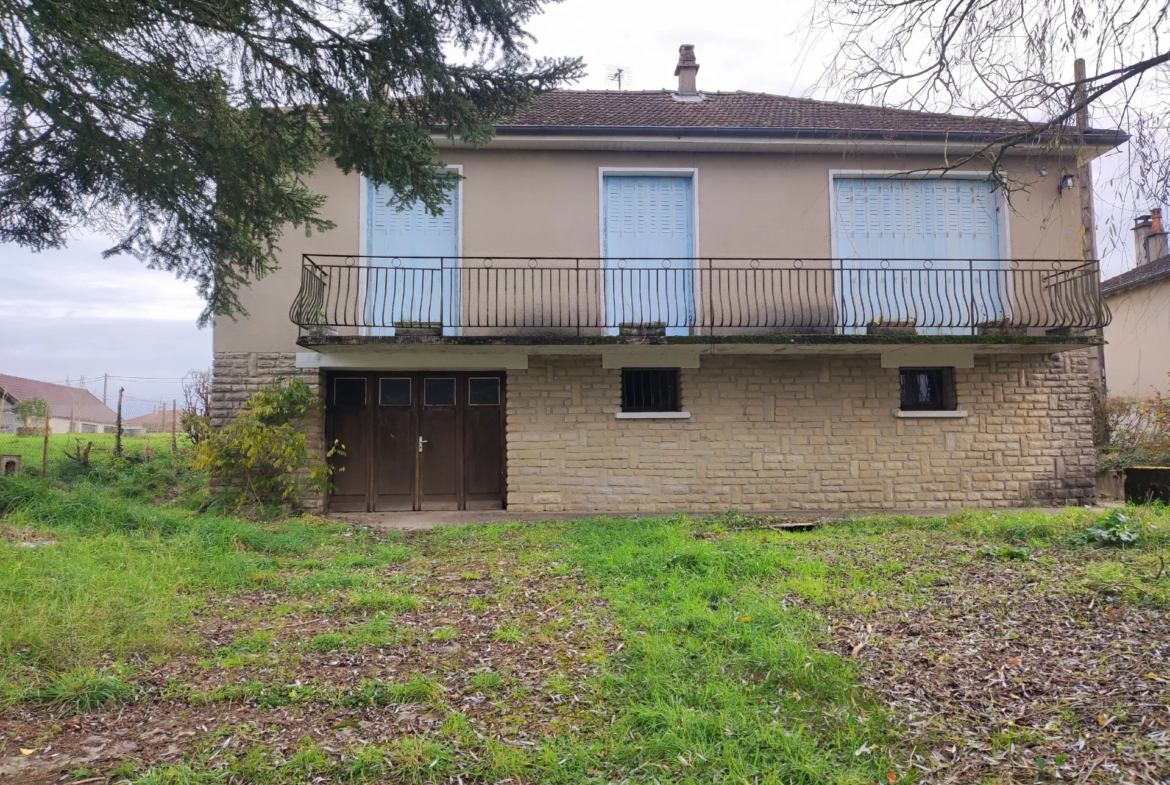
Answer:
[{"left": 0, "top": 0, "right": 1142, "bottom": 406}]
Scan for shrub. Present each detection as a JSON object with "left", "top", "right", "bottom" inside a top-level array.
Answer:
[
  {"left": 1097, "top": 380, "right": 1170, "bottom": 471},
  {"left": 192, "top": 377, "right": 338, "bottom": 507},
  {"left": 12, "top": 396, "right": 50, "bottom": 427},
  {"left": 1085, "top": 508, "right": 1143, "bottom": 546}
]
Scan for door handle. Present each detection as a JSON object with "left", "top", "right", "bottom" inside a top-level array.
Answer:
[{"left": 418, "top": 436, "right": 427, "bottom": 453}]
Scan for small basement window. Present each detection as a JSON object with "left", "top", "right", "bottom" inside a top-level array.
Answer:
[
  {"left": 899, "top": 368, "right": 957, "bottom": 411},
  {"left": 621, "top": 368, "right": 681, "bottom": 413}
]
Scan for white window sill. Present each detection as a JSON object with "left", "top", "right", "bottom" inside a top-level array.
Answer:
[
  {"left": 894, "top": 409, "right": 968, "bottom": 419},
  {"left": 615, "top": 411, "right": 692, "bottom": 419}
]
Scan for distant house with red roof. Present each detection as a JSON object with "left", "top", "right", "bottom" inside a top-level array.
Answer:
[
  {"left": 124, "top": 406, "right": 182, "bottom": 434},
  {"left": 0, "top": 374, "right": 119, "bottom": 435}
]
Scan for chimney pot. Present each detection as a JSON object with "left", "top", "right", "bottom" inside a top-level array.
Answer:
[
  {"left": 674, "top": 44, "right": 699, "bottom": 95},
  {"left": 1134, "top": 209, "right": 1169, "bottom": 267}
]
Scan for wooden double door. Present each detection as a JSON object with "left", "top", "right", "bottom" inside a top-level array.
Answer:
[{"left": 326, "top": 372, "right": 505, "bottom": 512}]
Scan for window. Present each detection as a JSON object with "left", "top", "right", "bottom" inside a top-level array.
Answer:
[
  {"left": 81, "top": 423, "right": 97, "bottom": 433},
  {"left": 379, "top": 378, "right": 411, "bottom": 406},
  {"left": 424, "top": 378, "right": 456, "bottom": 406},
  {"left": 622, "top": 368, "right": 681, "bottom": 413},
  {"left": 334, "top": 377, "right": 367, "bottom": 407},
  {"left": 468, "top": 377, "right": 501, "bottom": 406},
  {"left": 899, "top": 368, "right": 957, "bottom": 411}
]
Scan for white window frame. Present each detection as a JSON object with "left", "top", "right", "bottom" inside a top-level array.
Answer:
[
  {"left": 827, "top": 169, "right": 1011, "bottom": 264},
  {"left": 597, "top": 167, "right": 701, "bottom": 335},
  {"left": 357, "top": 165, "right": 465, "bottom": 336},
  {"left": 596, "top": 167, "right": 700, "bottom": 259}
]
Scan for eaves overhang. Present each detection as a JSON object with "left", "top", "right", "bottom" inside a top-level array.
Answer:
[{"left": 433, "top": 125, "right": 1127, "bottom": 157}]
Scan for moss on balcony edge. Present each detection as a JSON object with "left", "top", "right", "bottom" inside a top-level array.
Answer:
[{"left": 297, "top": 333, "right": 1102, "bottom": 348}]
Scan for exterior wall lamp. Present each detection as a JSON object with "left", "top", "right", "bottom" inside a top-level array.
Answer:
[{"left": 1058, "top": 173, "right": 1077, "bottom": 196}]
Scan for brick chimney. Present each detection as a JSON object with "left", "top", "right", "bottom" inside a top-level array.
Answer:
[
  {"left": 1135, "top": 208, "right": 1169, "bottom": 267},
  {"left": 675, "top": 45, "right": 699, "bottom": 95}
]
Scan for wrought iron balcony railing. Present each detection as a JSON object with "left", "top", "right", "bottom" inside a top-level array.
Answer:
[{"left": 291, "top": 256, "right": 1109, "bottom": 338}]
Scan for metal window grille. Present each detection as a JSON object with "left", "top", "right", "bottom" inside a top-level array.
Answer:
[
  {"left": 622, "top": 369, "right": 681, "bottom": 412},
  {"left": 899, "top": 368, "right": 957, "bottom": 411}
]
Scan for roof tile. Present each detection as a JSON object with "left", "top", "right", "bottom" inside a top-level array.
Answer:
[
  {"left": 499, "top": 90, "right": 1120, "bottom": 142},
  {"left": 0, "top": 374, "right": 118, "bottom": 424}
]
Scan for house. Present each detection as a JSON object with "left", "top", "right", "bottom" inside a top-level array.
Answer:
[
  {"left": 212, "top": 46, "right": 1121, "bottom": 514},
  {"left": 125, "top": 406, "right": 180, "bottom": 434},
  {"left": 1101, "top": 209, "right": 1170, "bottom": 397},
  {"left": 0, "top": 374, "right": 119, "bottom": 435}
]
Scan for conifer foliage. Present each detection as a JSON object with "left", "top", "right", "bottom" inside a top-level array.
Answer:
[{"left": 0, "top": 0, "right": 582, "bottom": 320}]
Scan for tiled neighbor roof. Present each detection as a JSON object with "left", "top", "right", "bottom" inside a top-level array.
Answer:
[
  {"left": 0, "top": 374, "right": 117, "bottom": 424},
  {"left": 496, "top": 90, "right": 1127, "bottom": 144},
  {"left": 1101, "top": 255, "right": 1170, "bottom": 296}
]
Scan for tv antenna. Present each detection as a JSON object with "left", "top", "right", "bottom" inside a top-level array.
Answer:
[{"left": 605, "top": 65, "right": 633, "bottom": 91}]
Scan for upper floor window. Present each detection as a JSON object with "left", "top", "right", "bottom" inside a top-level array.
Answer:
[{"left": 899, "top": 368, "right": 957, "bottom": 411}]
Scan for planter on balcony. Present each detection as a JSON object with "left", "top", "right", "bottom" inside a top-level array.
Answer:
[
  {"left": 619, "top": 322, "right": 667, "bottom": 339},
  {"left": 304, "top": 325, "right": 338, "bottom": 340},
  {"left": 394, "top": 321, "right": 443, "bottom": 337},
  {"left": 976, "top": 319, "right": 1027, "bottom": 336},
  {"left": 866, "top": 319, "right": 917, "bottom": 336}
]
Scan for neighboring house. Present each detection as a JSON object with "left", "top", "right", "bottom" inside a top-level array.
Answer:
[
  {"left": 0, "top": 374, "right": 118, "bottom": 435},
  {"left": 212, "top": 45, "right": 1121, "bottom": 514},
  {"left": 1101, "top": 209, "right": 1170, "bottom": 397},
  {"left": 125, "top": 407, "right": 180, "bottom": 434}
]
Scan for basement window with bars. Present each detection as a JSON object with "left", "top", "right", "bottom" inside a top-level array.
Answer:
[
  {"left": 621, "top": 368, "right": 681, "bottom": 413},
  {"left": 899, "top": 368, "right": 958, "bottom": 412}
]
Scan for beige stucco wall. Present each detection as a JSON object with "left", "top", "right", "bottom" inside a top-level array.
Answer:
[
  {"left": 215, "top": 147, "right": 1086, "bottom": 354},
  {"left": 1104, "top": 277, "right": 1170, "bottom": 396},
  {"left": 506, "top": 351, "right": 1096, "bottom": 512}
]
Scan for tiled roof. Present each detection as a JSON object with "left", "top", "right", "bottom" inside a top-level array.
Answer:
[
  {"left": 0, "top": 374, "right": 117, "bottom": 424},
  {"left": 1102, "top": 255, "right": 1170, "bottom": 296},
  {"left": 125, "top": 408, "right": 181, "bottom": 431},
  {"left": 498, "top": 90, "right": 1125, "bottom": 144}
]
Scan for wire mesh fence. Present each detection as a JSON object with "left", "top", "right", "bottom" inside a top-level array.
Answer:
[{"left": 0, "top": 385, "right": 191, "bottom": 478}]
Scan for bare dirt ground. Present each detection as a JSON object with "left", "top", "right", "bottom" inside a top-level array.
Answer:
[{"left": 817, "top": 540, "right": 1170, "bottom": 784}]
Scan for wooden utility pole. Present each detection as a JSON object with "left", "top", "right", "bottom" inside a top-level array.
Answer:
[
  {"left": 103, "top": 373, "right": 108, "bottom": 406},
  {"left": 115, "top": 388, "right": 124, "bottom": 458},
  {"left": 1075, "top": 57, "right": 1106, "bottom": 388},
  {"left": 171, "top": 399, "right": 178, "bottom": 452},
  {"left": 41, "top": 411, "right": 51, "bottom": 478}
]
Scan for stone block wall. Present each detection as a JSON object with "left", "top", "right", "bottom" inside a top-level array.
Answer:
[
  {"left": 505, "top": 351, "right": 1096, "bottom": 512},
  {"left": 210, "top": 352, "right": 326, "bottom": 510}
]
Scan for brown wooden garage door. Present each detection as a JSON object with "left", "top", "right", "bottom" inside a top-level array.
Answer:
[{"left": 325, "top": 372, "right": 505, "bottom": 512}]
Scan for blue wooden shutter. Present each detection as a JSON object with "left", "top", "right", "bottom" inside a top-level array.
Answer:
[
  {"left": 365, "top": 181, "right": 459, "bottom": 334},
  {"left": 602, "top": 176, "right": 695, "bottom": 333},
  {"left": 834, "top": 178, "right": 1001, "bottom": 333}
]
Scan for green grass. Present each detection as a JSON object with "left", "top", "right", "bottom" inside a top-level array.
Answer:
[
  {"left": 0, "top": 432, "right": 189, "bottom": 476},
  {"left": 0, "top": 465, "right": 338, "bottom": 697},
  {"left": 4, "top": 453, "right": 1169, "bottom": 784}
]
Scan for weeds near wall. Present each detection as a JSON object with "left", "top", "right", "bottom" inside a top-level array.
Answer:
[
  {"left": 1097, "top": 376, "right": 1170, "bottom": 470},
  {"left": 192, "top": 377, "right": 334, "bottom": 508}
]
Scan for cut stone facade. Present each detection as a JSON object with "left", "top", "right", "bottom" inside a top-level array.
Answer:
[
  {"left": 505, "top": 352, "right": 1096, "bottom": 512},
  {"left": 211, "top": 349, "right": 1096, "bottom": 514},
  {"left": 210, "top": 352, "right": 325, "bottom": 510}
]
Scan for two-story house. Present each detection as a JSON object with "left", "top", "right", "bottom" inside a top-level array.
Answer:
[{"left": 212, "top": 46, "right": 1120, "bottom": 514}]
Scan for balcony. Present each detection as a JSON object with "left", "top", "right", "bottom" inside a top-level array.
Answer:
[{"left": 291, "top": 256, "right": 1109, "bottom": 347}]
